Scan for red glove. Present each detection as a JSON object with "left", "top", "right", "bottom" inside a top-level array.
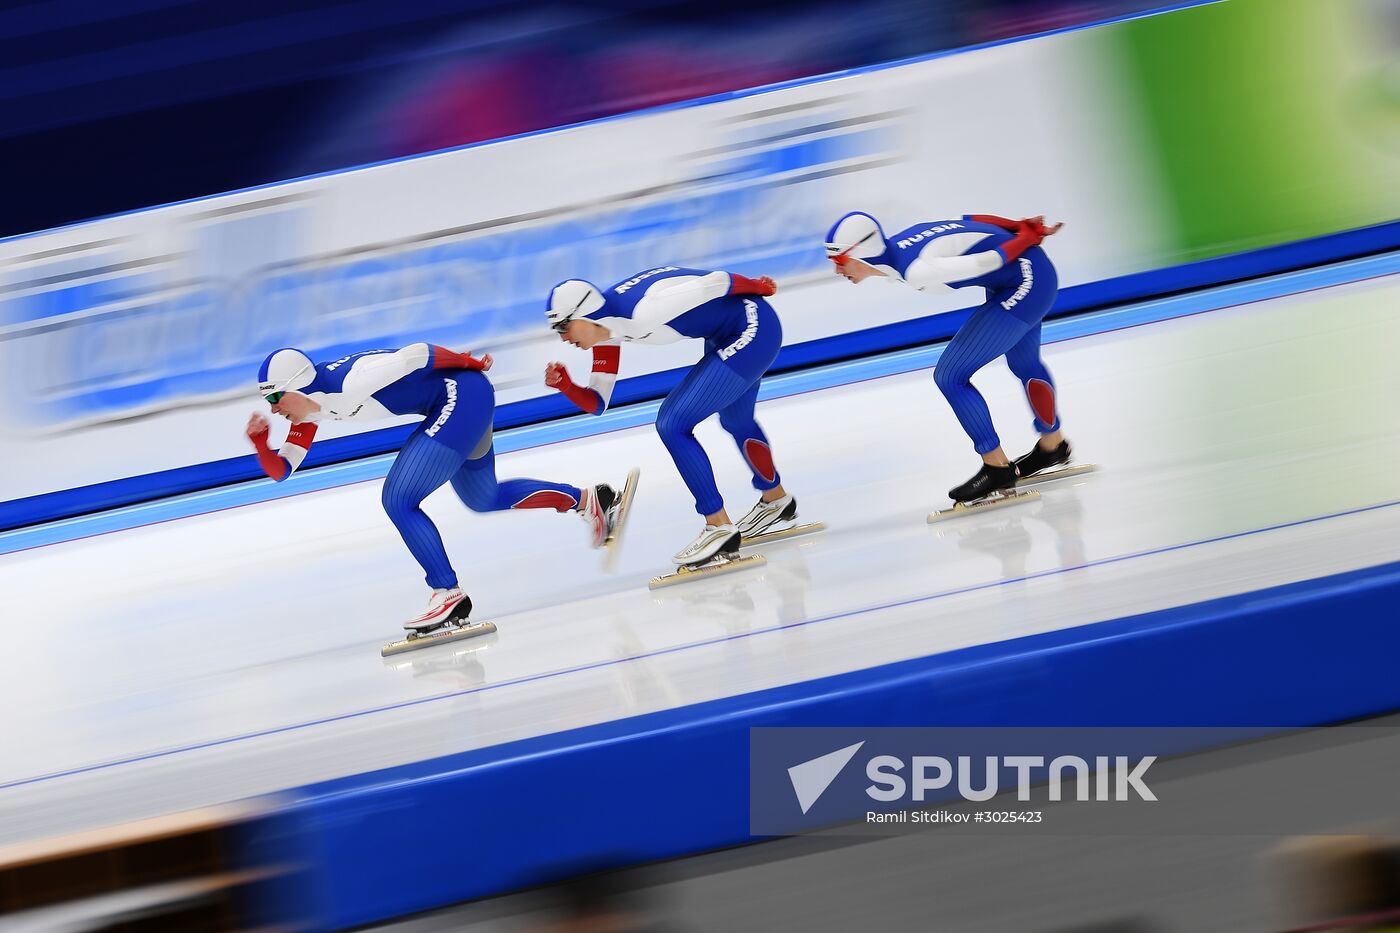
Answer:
[
  {"left": 968, "top": 214, "right": 1022, "bottom": 231},
  {"left": 432, "top": 346, "right": 492, "bottom": 371},
  {"left": 1022, "top": 216, "right": 1063, "bottom": 239},
  {"left": 728, "top": 273, "right": 777, "bottom": 297},
  {"left": 246, "top": 415, "right": 288, "bottom": 481},
  {"left": 996, "top": 222, "right": 1046, "bottom": 264},
  {"left": 545, "top": 362, "right": 603, "bottom": 414}
]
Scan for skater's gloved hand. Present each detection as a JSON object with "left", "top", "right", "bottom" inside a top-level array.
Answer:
[
  {"left": 728, "top": 273, "right": 778, "bottom": 297},
  {"left": 245, "top": 413, "right": 271, "bottom": 444},
  {"left": 546, "top": 361, "right": 604, "bottom": 414},
  {"left": 1020, "top": 216, "right": 1064, "bottom": 239},
  {"left": 247, "top": 411, "right": 291, "bottom": 480},
  {"left": 544, "top": 361, "right": 575, "bottom": 390},
  {"left": 431, "top": 346, "right": 492, "bottom": 372},
  {"left": 996, "top": 222, "right": 1042, "bottom": 264}
]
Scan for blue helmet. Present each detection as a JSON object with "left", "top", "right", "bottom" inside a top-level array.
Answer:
[
  {"left": 257, "top": 347, "right": 316, "bottom": 399},
  {"left": 546, "top": 279, "right": 605, "bottom": 331},
  {"left": 825, "top": 211, "right": 891, "bottom": 265}
]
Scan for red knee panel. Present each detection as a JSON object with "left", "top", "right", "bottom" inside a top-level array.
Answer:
[
  {"left": 743, "top": 438, "right": 777, "bottom": 483},
  {"left": 512, "top": 490, "right": 577, "bottom": 512},
  {"left": 1027, "top": 378, "right": 1056, "bottom": 425}
]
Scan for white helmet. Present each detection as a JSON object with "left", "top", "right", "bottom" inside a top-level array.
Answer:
[
  {"left": 257, "top": 347, "right": 316, "bottom": 399},
  {"left": 824, "top": 211, "right": 888, "bottom": 262},
  {"left": 546, "top": 279, "right": 605, "bottom": 331}
]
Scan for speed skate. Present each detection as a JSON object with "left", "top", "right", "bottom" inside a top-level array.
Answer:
[
  {"left": 382, "top": 590, "right": 496, "bottom": 657},
  {"left": 741, "top": 521, "right": 826, "bottom": 547},
  {"left": 927, "top": 489, "right": 1040, "bottom": 523},
  {"left": 382, "top": 619, "right": 497, "bottom": 657},
  {"left": 601, "top": 468, "right": 641, "bottom": 572},
  {"left": 649, "top": 552, "right": 766, "bottom": 589},
  {"left": 1016, "top": 463, "right": 1097, "bottom": 488}
]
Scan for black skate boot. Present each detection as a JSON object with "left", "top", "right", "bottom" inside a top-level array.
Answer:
[
  {"left": 594, "top": 468, "right": 641, "bottom": 572},
  {"left": 594, "top": 483, "right": 618, "bottom": 513},
  {"left": 948, "top": 462, "right": 1019, "bottom": 503},
  {"left": 581, "top": 482, "right": 617, "bottom": 549},
  {"left": 1015, "top": 439, "right": 1071, "bottom": 479}
]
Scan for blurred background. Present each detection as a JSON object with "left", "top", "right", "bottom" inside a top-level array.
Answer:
[
  {"left": 5, "top": 0, "right": 1398, "bottom": 515},
  {"left": 4, "top": 1, "right": 1400, "bottom": 931},
  {"left": 0, "top": 0, "right": 1176, "bottom": 238}
]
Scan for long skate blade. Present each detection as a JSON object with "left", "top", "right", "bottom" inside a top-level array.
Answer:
[
  {"left": 381, "top": 620, "right": 497, "bottom": 657},
  {"left": 601, "top": 468, "right": 641, "bottom": 573},
  {"left": 1016, "top": 463, "right": 1098, "bottom": 488},
  {"left": 649, "top": 554, "right": 766, "bottom": 590},
  {"left": 741, "top": 521, "right": 826, "bottom": 547},
  {"left": 927, "top": 489, "right": 1040, "bottom": 524}
]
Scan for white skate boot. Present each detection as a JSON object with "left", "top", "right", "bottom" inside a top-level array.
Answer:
[
  {"left": 382, "top": 587, "right": 496, "bottom": 657},
  {"left": 736, "top": 494, "right": 795, "bottom": 537},
  {"left": 669, "top": 518, "right": 739, "bottom": 563},
  {"left": 735, "top": 494, "right": 826, "bottom": 546},
  {"left": 403, "top": 587, "right": 470, "bottom": 631},
  {"left": 672, "top": 523, "right": 741, "bottom": 566},
  {"left": 649, "top": 522, "right": 765, "bottom": 589}
]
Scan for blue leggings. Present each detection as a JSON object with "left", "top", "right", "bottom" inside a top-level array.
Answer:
[
  {"left": 935, "top": 260, "right": 1061, "bottom": 455},
  {"left": 381, "top": 371, "right": 581, "bottom": 589},
  {"left": 656, "top": 298, "right": 783, "bottom": 516}
]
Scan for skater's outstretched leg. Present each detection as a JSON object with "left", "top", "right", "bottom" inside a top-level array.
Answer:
[
  {"left": 450, "top": 438, "right": 582, "bottom": 514},
  {"left": 386, "top": 371, "right": 585, "bottom": 630},
  {"left": 450, "top": 440, "right": 627, "bottom": 548}
]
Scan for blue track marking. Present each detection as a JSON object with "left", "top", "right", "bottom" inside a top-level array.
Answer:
[{"left": 3, "top": 493, "right": 1398, "bottom": 793}]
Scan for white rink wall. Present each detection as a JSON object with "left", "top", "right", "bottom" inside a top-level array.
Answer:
[
  {"left": 6, "top": 0, "right": 1399, "bottom": 506},
  {"left": 0, "top": 26, "right": 1156, "bottom": 503}
]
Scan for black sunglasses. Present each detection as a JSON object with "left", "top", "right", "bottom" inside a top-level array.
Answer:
[{"left": 265, "top": 391, "right": 285, "bottom": 405}]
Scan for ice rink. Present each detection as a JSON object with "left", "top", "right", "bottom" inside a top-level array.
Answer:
[{"left": 3, "top": 265, "right": 1398, "bottom": 845}]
